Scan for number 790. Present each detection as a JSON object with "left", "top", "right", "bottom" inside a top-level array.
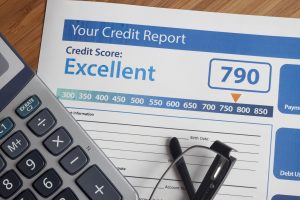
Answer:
[{"left": 221, "top": 66, "right": 259, "bottom": 85}]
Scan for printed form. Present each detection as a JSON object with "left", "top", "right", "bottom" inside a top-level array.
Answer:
[{"left": 38, "top": 0, "right": 300, "bottom": 199}]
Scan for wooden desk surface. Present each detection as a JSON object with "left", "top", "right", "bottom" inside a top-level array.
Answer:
[{"left": 1, "top": 0, "right": 300, "bottom": 71}]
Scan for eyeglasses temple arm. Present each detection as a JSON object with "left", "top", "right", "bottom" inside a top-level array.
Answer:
[
  {"left": 170, "top": 137, "right": 196, "bottom": 199},
  {"left": 192, "top": 141, "right": 236, "bottom": 200}
]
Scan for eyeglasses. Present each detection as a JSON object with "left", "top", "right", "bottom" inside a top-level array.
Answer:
[{"left": 149, "top": 137, "right": 236, "bottom": 200}]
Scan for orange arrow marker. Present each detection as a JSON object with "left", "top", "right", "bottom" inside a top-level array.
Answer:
[{"left": 231, "top": 93, "right": 242, "bottom": 103}]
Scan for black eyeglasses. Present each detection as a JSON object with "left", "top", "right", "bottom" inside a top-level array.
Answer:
[{"left": 149, "top": 137, "right": 236, "bottom": 200}]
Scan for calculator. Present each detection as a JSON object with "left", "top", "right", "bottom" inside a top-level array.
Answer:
[{"left": 0, "top": 34, "right": 139, "bottom": 200}]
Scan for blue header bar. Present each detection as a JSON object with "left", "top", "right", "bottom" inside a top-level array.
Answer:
[{"left": 63, "top": 19, "right": 300, "bottom": 59}]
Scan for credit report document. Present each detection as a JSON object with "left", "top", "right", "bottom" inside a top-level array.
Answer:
[{"left": 38, "top": 0, "right": 300, "bottom": 199}]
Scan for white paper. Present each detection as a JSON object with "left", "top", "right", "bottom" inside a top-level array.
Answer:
[{"left": 38, "top": 0, "right": 300, "bottom": 199}]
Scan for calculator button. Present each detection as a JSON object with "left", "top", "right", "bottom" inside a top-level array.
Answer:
[
  {"left": 17, "top": 150, "right": 46, "bottom": 178},
  {"left": 16, "top": 95, "right": 41, "bottom": 119},
  {"left": 1, "top": 131, "right": 30, "bottom": 159},
  {"left": 53, "top": 188, "right": 78, "bottom": 200},
  {"left": 0, "top": 117, "right": 15, "bottom": 139},
  {"left": 33, "top": 168, "right": 62, "bottom": 197},
  {"left": 0, "top": 170, "right": 22, "bottom": 198},
  {"left": 76, "top": 165, "right": 122, "bottom": 200},
  {"left": 60, "top": 146, "right": 89, "bottom": 175},
  {"left": 0, "top": 154, "right": 6, "bottom": 173},
  {"left": 14, "top": 189, "right": 37, "bottom": 200},
  {"left": 44, "top": 127, "right": 73, "bottom": 155},
  {"left": 27, "top": 108, "right": 56, "bottom": 136}
]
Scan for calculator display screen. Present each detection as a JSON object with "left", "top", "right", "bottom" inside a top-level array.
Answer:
[
  {"left": 0, "top": 38, "right": 24, "bottom": 90},
  {"left": 0, "top": 53, "right": 9, "bottom": 77}
]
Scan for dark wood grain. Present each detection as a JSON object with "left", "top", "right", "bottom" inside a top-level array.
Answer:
[{"left": 1, "top": 0, "right": 300, "bottom": 71}]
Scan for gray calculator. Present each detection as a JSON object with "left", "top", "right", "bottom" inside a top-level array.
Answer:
[{"left": 0, "top": 34, "right": 139, "bottom": 200}]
